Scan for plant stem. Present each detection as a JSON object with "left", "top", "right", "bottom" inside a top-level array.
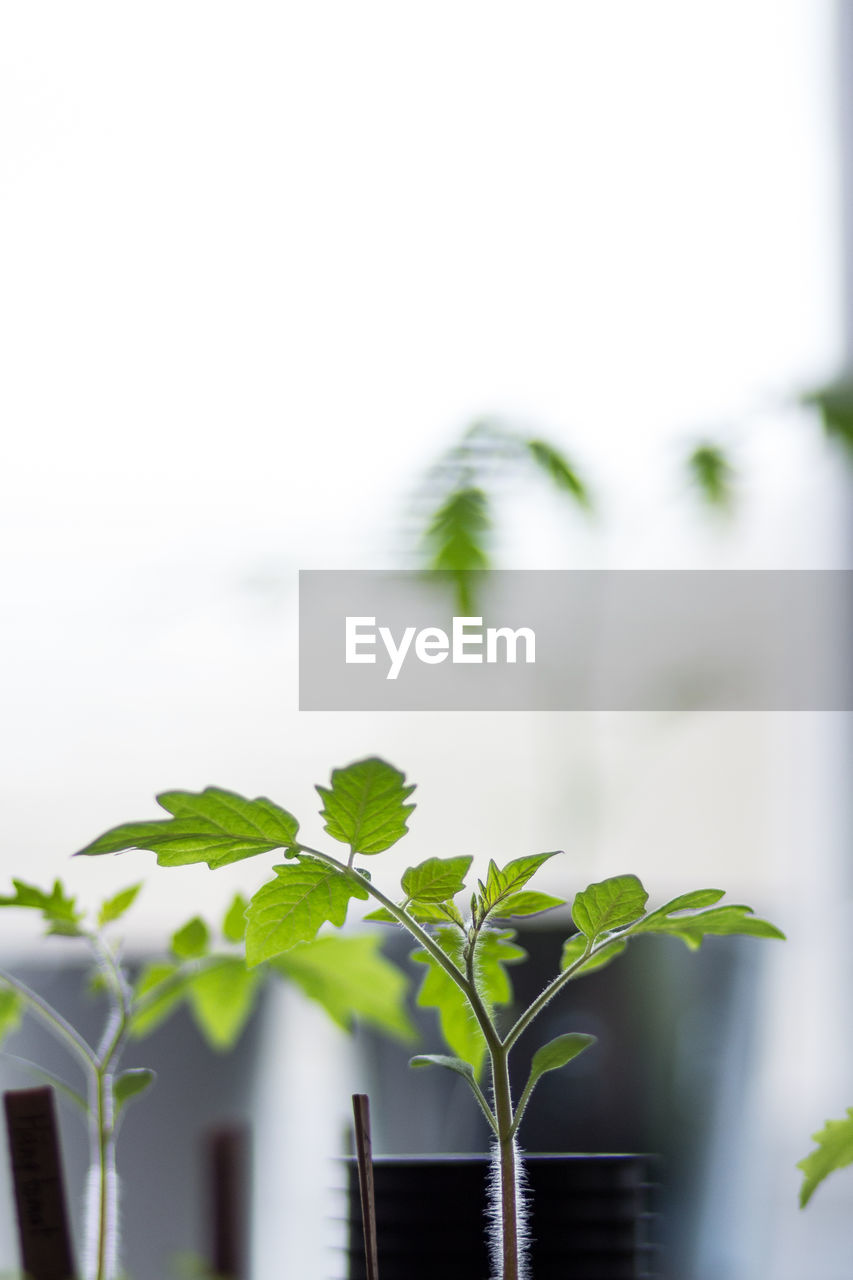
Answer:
[
  {"left": 464, "top": 933, "right": 522, "bottom": 1280},
  {"left": 0, "top": 968, "right": 97, "bottom": 1068},
  {"left": 0, "top": 962, "right": 119, "bottom": 1280},
  {"left": 298, "top": 841, "right": 528, "bottom": 1278},
  {"left": 89, "top": 1067, "right": 118, "bottom": 1280},
  {"left": 491, "top": 1045, "right": 520, "bottom": 1280},
  {"left": 502, "top": 934, "right": 609, "bottom": 1050},
  {"left": 84, "top": 936, "right": 130, "bottom": 1280}
]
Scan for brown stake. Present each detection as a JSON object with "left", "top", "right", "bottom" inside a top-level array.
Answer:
[
  {"left": 351, "top": 1093, "right": 379, "bottom": 1280},
  {"left": 207, "top": 1125, "right": 249, "bottom": 1280},
  {"left": 3, "top": 1087, "right": 77, "bottom": 1280}
]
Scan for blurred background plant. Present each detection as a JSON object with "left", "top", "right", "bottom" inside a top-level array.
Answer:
[
  {"left": 0, "top": 877, "right": 412, "bottom": 1280},
  {"left": 411, "top": 375, "right": 853, "bottom": 612}
]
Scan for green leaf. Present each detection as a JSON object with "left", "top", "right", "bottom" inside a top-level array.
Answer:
[
  {"left": 412, "top": 930, "right": 487, "bottom": 1078},
  {"left": 98, "top": 883, "right": 143, "bottom": 927},
  {"left": 130, "top": 963, "right": 191, "bottom": 1037},
  {"left": 317, "top": 758, "right": 415, "bottom": 856},
  {"left": 223, "top": 893, "right": 248, "bottom": 944},
  {"left": 528, "top": 1032, "right": 597, "bottom": 1085},
  {"left": 572, "top": 875, "right": 648, "bottom": 939},
  {"left": 478, "top": 852, "right": 561, "bottom": 916},
  {"left": 512, "top": 1031, "right": 598, "bottom": 1136},
  {"left": 364, "top": 905, "right": 407, "bottom": 924},
  {"left": 186, "top": 960, "right": 261, "bottom": 1050},
  {"left": 244, "top": 856, "right": 368, "bottom": 967},
  {"left": 273, "top": 935, "right": 416, "bottom": 1042},
  {"left": 798, "top": 1109, "right": 853, "bottom": 1207},
  {"left": 402, "top": 856, "right": 472, "bottom": 903},
  {"left": 0, "top": 879, "right": 84, "bottom": 936},
  {"left": 365, "top": 901, "right": 460, "bottom": 925},
  {"left": 526, "top": 439, "right": 591, "bottom": 508},
  {"left": 410, "top": 1053, "right": 477, "bottom": 1082},
  {"left": 631, "top": 901, "right": 785, "bottom": 950},
  {"left": 560, "top": 934, "right": 627, "bottom": 974},
  {"left": 644, "top": 888, "right": 726, "bottom": 918},
  {"left": 492, "top": 891, "right": 565, "bottom": 918},
  {"left": 439, "top": 899, "right": 466, "bottom": 928},
  {"left": 804, "top": 379, "right": 853, "bottom": 457},
  {"left": 409, "top": 1052, "right": 496, "bottom": 1128},
  {"left": 114, "top": 1068, "right": 156, "bottom": 1113},
  {"left": 171, "top": 917, "right": 210, "bottom": 960},
  {"left": 0, "top": 989, "right": 22, "bottom": 1045},
  {"left": 75, "top": 787, "right": 300, "bottom": 869},
  {"left": 687, "top": 443, "right": 736, "bottom": 508}
]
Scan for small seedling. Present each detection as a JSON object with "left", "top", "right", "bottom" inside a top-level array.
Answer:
[
  {"left": 78, "top": 757, "right": 785, "bottom": 1280},
  {"left": 0, "top": 875, "right": 412, "bottom": 1280}
]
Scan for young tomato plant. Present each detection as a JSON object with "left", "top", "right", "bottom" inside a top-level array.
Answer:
[
  {"left": 0, "top": 876, "right": 412, "bottom": 1280},
  {"left": 77, "top": 757, "right": 786, "bottom": 1280}
]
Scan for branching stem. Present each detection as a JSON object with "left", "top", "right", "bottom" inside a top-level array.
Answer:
[
  {"left": 502, "top": 933, "right": 622, "bottom": 1050},
  {"left": 298, "top": 841, "right": 523, "bottom": 1278},
  {"left": 294, "top": 843, "right": 478, "bottom": 1000}
]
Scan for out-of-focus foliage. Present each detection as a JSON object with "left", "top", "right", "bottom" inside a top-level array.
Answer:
[
  {"left": 411, "top": 383, "right": 853, "bottom": 615},
  {"left": 415, "top": 419, "right": 592, "bottom": 611},
  {"left": 687, "top": 443, "right": 736, "bottom": 509},
  {"left": 798, "top": 1108, "right": 853, "bottom": 1207},
  {"left": 804, "top": 378, "right": 853, "bottom": 457}
]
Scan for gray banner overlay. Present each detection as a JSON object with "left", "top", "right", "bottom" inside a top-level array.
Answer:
[{"left": 298, "top": 571, "right": 853, "bottom": 711}]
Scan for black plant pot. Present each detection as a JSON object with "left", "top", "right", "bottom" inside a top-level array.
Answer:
[{"left": 345, "top": 1153, "right": 659, "bottom": 1279}]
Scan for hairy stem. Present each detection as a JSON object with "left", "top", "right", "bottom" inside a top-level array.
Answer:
[
  {"left": 463, "top": 922, "right": 522, "bottom": 1280},
  {"left": 87, "top": 1068, "right": 118, "bottom": 1280},
  {"left": 491, "top": 1046, "right": 520, "bottom": 1280}
]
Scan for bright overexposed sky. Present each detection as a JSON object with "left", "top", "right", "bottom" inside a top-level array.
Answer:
[{"left": 0, "top": 0, "right": 847, "bottom": 922}]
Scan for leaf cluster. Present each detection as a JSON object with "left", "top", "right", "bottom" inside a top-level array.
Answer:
[
  {"left": 75, "top": 756, "right": 784, "bottom": 1118},
  {"left": 13, "top": 754, "right": 791, "bottom": 1279}
]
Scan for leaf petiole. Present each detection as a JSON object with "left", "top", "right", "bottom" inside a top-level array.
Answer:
[
  {"left": 0, "top": 969, "right": 97, "bottom": 1070},
  {"left": 290, "top": 842, "right": 475, "bottom": 998}
]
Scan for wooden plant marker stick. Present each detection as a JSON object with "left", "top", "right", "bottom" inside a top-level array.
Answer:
[
  {"left": 3, "top": 1087, "right": 77, "bottom": 1280},
  {"left": 207, "top": 1125, "right": 249, "bottom": 1280},
  {"left": 351, "top": 1094, "right": 379, "bottom": 1280}
]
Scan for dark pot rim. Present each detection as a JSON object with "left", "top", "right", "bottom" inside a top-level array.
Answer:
[{"left": 340, "top": 1151, "right": 656, "bottom": 1163}]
